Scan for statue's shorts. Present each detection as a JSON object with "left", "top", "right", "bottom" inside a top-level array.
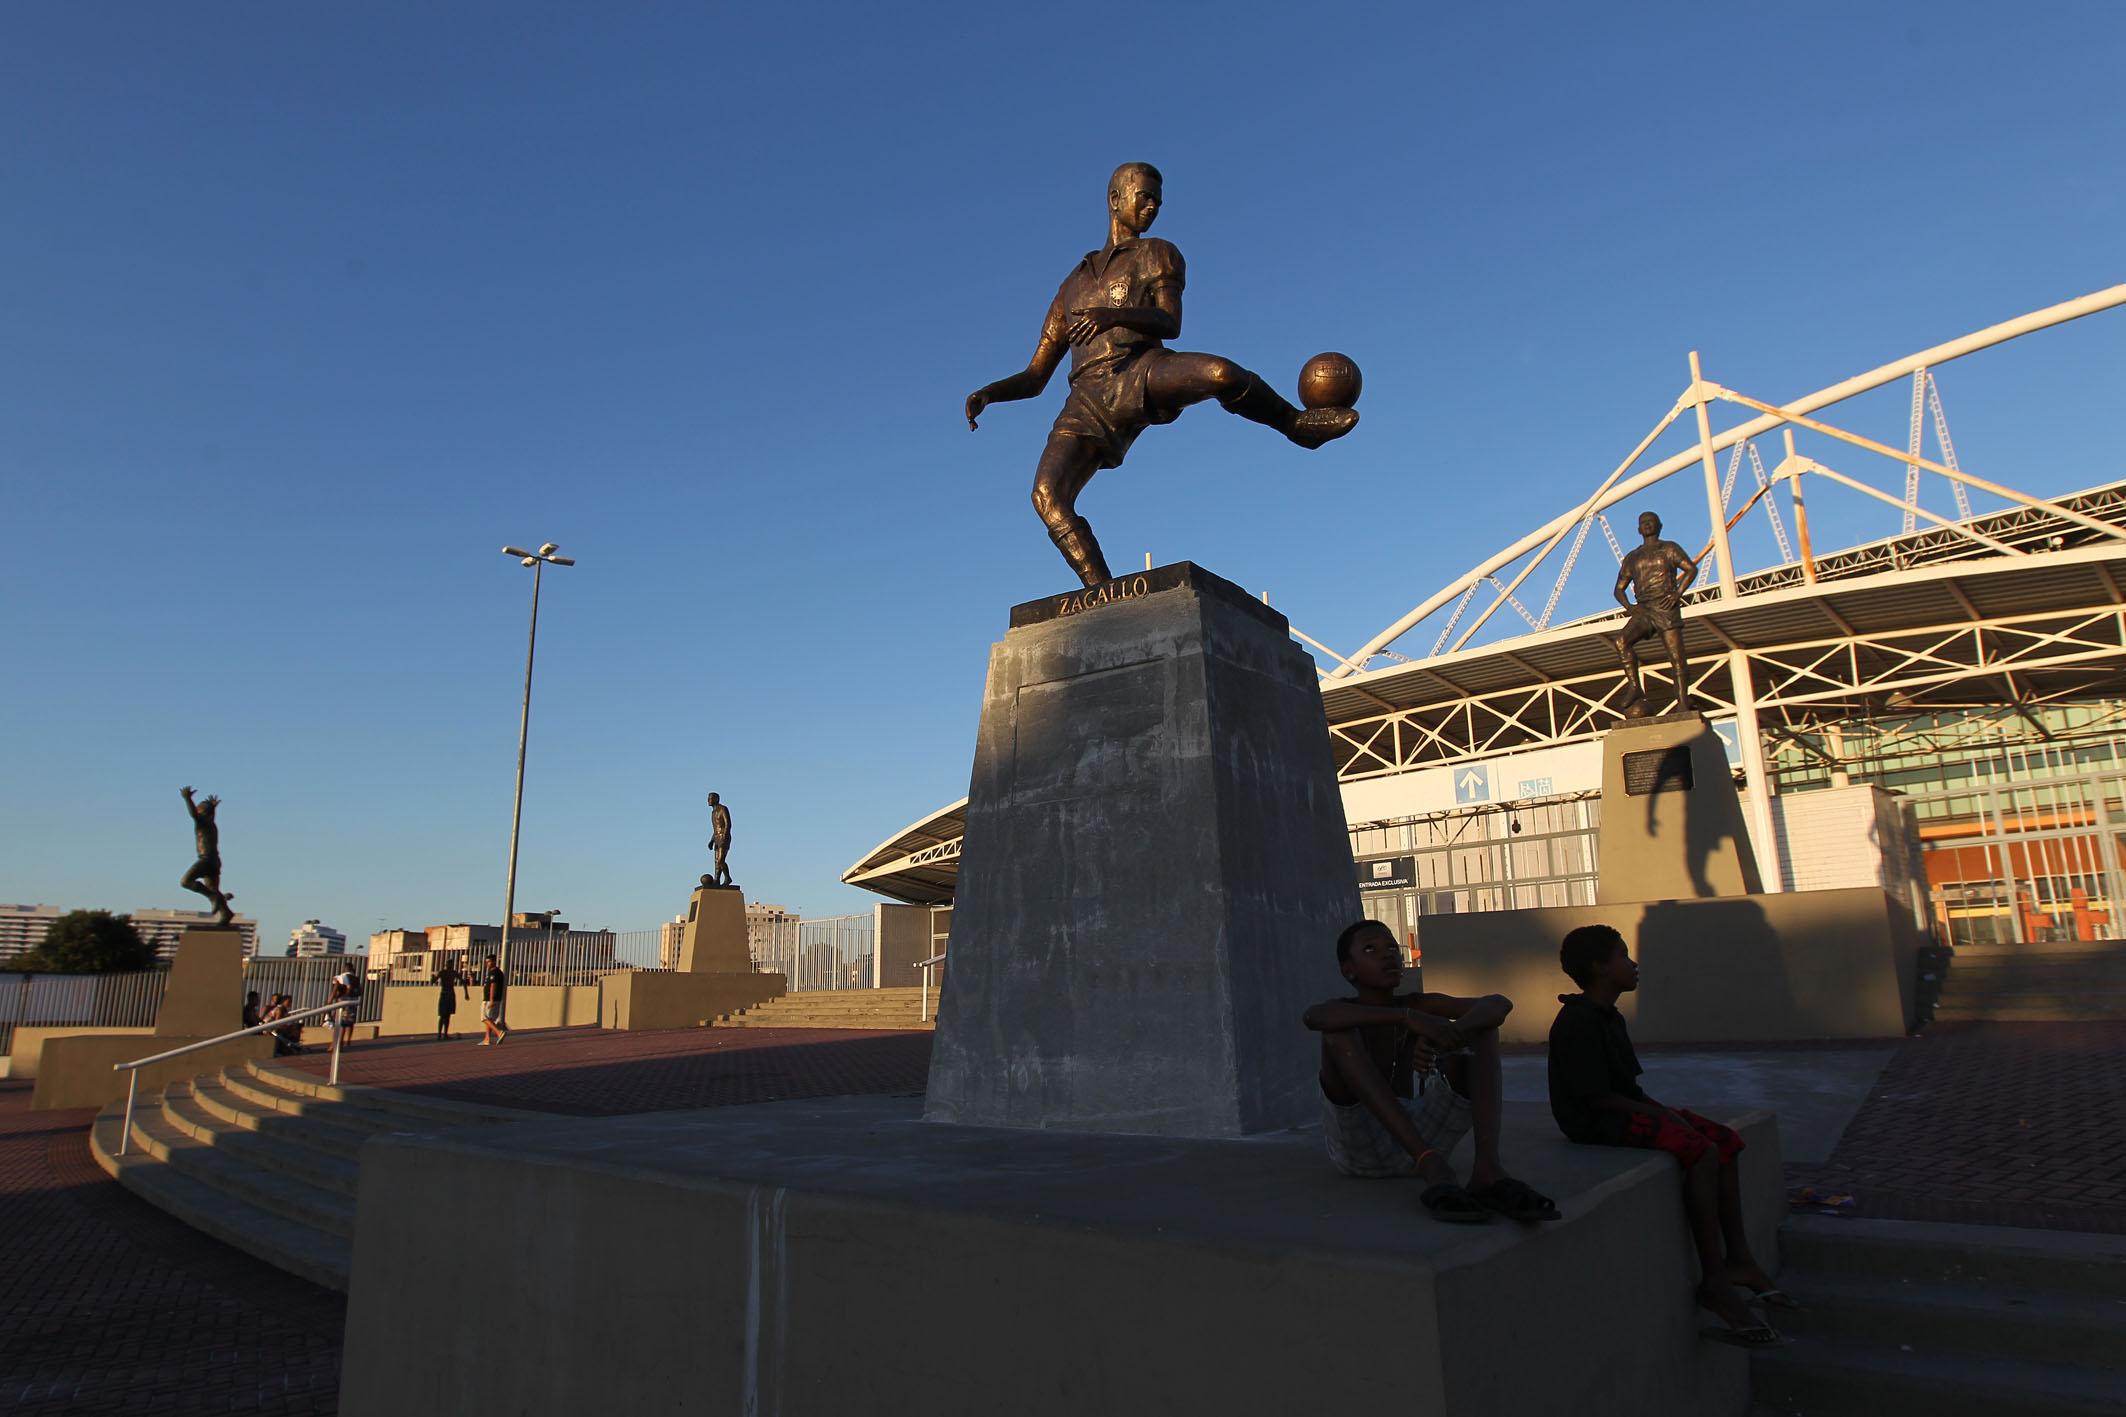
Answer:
[
  {"left": 1618, "top": 600, "right": 1683, "bottom": 641},
  {"left": 1050, "top": 349, "right": 1184, "bottom": 470}
]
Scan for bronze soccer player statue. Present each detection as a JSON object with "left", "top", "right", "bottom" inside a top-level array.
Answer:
[
  {"left": 179, "top": 786, "right": 235, "bottom": 925},
  {"left": 1611, "top": 511, "right": 1700, "bottom": 718},
  {"left": 706, "top": 792, "right": 733, "bottom": 888},
  {"left": 965, "top": 162, "right": 1361, "bottom": 588}
]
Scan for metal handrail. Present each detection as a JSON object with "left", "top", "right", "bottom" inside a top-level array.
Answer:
[
  {"left": 912, "top": 952, "right": 947, "bottom": 1023},
  {"left": 111, "top": 996, "right": 359, "bottom": 1157}
]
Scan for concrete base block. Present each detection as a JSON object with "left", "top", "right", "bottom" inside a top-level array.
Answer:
[
  {"left": 679, "top": 887, "right": 748, "bottom": 973},
  {"left": 339, "top": 1096, "right": 1781, "bottom": 1417},
  {"left": 598, "top": 970, "right": 786, "bottom": 1030},
  {"left": 31, "top": 1031, "right": 272, "bottom": 1110},
  {"left": 7, "top": 1025, "right": 154, "bottom": 1081},
  {"left": 377, "top": 983, "right": 604, "bottom": 1036},
  {"left": 1418, "top": 886, "right": 1923, "bottom": 1043},
  {"left": 155, "top": 927, "right": 244, "bottom": 1037},
  {"left": 1597, "top": 715, "right": 1761, "bottom": 902},
  {"left": 929, "top": 563, "right": 1360, "bottom": 1137}
]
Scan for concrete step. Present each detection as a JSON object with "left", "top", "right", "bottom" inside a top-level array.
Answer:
[
  {"left": 90, "top": 1106, "right": 351, "bottom": 1292},
  {"left": 240, "top": 1057, "right": 551, "bottom": 1128},
  {"left": 1778, "top": 1216, "right": 2126, "bottom": 1300},
  {"left": 1944, "top": 958, "right": 2126, "bottom": 983},
  {"left": 215, "top": 1063, "right": 413, "bottom": 1132},
  {"left": 159, "top": 1082, "right": 360, "bottom": 1198},
  {"left": 189, "top": 1076, "right": 383, "bottom": 1161},
  {"left": 1773, "top": 1268, "right": 2126, "bottom": 1368},
  {"left": 108, "top": 1094, "right": 357, "bottom": 1239},
  {"left": 1930, "top": 994, "right": 2126, "bottom": 1022},
  {"left": 720, "top": 1018, "right": 934, "bottom": 1031},
  {"left": 1949, "top": 942, "right": 2126, "bottom": 962},
  {"left": 1749, "top": 1334, "right": 2125, "bottom": 1417}
]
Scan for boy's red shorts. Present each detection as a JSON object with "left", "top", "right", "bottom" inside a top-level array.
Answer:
[{"left": 1620, "top": 1107, "right": 1744, "bottom": 1167}]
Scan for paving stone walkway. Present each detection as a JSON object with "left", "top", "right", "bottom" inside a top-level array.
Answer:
[
  {"left": 0, "top": 1084, "right": 344, "bottom": 1415},
  {"left": 1784, "top": 1019, "right": 2126, "bottom": 1233},
  {"left": 6, "top": 1016, "right": 2120, "bottom": 1412},
  {"left": 281, "top": 1023, "right": 934, "bottom": 1115}
]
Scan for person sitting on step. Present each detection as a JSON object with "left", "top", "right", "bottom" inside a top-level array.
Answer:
[
  {"left": 1547, "top": 923, "right": 1795, "bottom": 1347},
  {"left": 1303, "top": 919, "right": 1559, "bottom": 1224}
]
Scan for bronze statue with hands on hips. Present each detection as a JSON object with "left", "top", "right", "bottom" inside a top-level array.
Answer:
[
  {"left": 1611, "top": 511, "right": 1700, "bottom": 718},
  {"left": 966, "top": 162, "right": 1362, "bottom": 588}
]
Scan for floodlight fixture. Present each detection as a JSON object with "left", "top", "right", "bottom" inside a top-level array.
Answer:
[{"left": 496, "top": 539, "right": 577, "bottom": 973}]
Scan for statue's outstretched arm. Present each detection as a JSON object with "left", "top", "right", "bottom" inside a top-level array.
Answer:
[{"left": 967, "top": 303, "right": 1070, "bottom": 429}]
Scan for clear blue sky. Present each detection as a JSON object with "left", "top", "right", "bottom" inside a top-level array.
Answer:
[{"left": 3, "top": 2, "right": 2121, "bottom": 950}]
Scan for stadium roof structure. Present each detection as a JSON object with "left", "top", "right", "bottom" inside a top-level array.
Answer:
[
  {"left": 844, "top": 798, "right": 966, "bottom": 906},
  {"left": 846, "top": 285, "right": 2126, "bottom": 905}
]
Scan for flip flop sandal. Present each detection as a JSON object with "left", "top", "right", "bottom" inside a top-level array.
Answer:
[
  {"left": 1699, "top": 1323, "right": 1788, "bottom": 1349},
  {"left": 1469, "top": 1177, "right": 1561, "bottom": 1222},
  {"left": 1741, "top": 1286, "right": 1804, "bottom": 1311},
  {"left": 1420, "top": 1182, "right": 1493, "bottom": 1224}
]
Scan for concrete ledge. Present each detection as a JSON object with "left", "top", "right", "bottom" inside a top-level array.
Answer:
[
  {"left": 377, "top": 982, "right": 602, "bottom": 1036},
  {"left": 340, "top": 1098, "right": 1780, "bottom": 1417},
  {"left": 1418, "top": 886, "right": 1921, "bottom": 1043},
  {"left": 7, "top": 1025, "right": 154, "bottom": 1081},
  {"left": 597, "top": 970, "right": 786, "bottom": 1030},
  {"left": 32, "top": 1031, "right": 272, "bottom": 1110}
]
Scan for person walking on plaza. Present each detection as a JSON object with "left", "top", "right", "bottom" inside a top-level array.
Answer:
[
  {"left": 435, "top": 958, "right": 466, "bottom": 1041},
  {"left": 479, "top": 953, "right": 509, "bottom": 1046},
  {"left": 328, "top": 964, "right": 362, "bottom": 1051}
]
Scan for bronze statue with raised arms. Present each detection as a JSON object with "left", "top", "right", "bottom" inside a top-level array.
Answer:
[{"left": 179, "top": 786, "right": 235, "bottom": 925}]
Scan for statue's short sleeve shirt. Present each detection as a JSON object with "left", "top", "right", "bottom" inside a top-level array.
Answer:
[{"left": 1043, "top": 238, "right": 1187, "bottom": 468}]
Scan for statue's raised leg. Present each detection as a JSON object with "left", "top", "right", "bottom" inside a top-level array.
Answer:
[{"left": 1150, "top": 355, "right": 1358, "bottom": 450}]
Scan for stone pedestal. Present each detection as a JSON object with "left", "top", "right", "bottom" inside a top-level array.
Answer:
[
  {"left": 678, "top": 887, "right": 748, "bottom": 973},
  {"left": 1597, "top": 712, "right": 1761, "bottom": 903},
  {"left": 155, "top": 927, "right": 245, "bottom": 1037},
  {"left": 926, "top": 562, "right": 1359, "bottom": 1138}
]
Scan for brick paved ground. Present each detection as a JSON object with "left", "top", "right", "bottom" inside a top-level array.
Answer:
[
  {"left": 283, "top": 1024, "right": 934, "bottom": 1115},
  {"left": 0, "top": 1083, "right": 345, "bottom": 1415},
  {"left": 1785, "top": 1019, "right": 2126, "bottom": 1233},
  {"left": 8, "top": 1017, "right": 2120, "bottom": 1413}
]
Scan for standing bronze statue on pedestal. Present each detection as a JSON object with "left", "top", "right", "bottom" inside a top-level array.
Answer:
[
  {"left": 965, "top": 162, "right": 1362, "bottom": 588},
  {"left": 1611, "top": 511, "right": 1701, "bottom": 718},
  {"left": 178, "top": 786, "right": 235, "bottom": 925},
  {"left": 706, "top": 791, "right": 733, "bottom": 889}
]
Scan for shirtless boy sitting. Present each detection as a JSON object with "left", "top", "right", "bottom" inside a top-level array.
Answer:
[{"left": 1303, "top": 919, "right": 1558, "bottom": 1224}]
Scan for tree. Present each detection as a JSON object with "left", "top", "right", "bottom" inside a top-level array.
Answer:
[{"left": 15, "top": 910, "right": 155, "bottom": 973}]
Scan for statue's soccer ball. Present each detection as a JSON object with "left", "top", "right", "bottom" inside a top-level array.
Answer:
[{"left": 1298, "top": 351, "right": 1362, "bottom": 410}]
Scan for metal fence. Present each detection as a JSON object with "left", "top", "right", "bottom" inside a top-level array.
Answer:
[
  {"left": 1906, "top": 766, "right": 2126, "bottom": 947},
  {"left": 0, "top": 969, "right": 167, "bottom": 1055},
  {"left": 752, "top": 914, "right": 875, "bottom": 991},
  {"left": 0, "top": 956, "right": 381, "bottom": 1055},
  {"left": 246, "top": 958, "right": 383, "bottom": 1024}
]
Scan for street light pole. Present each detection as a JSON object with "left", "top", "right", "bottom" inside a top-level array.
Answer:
[{"left": 498, "top": 543, "right": 575, "bottom": 975}]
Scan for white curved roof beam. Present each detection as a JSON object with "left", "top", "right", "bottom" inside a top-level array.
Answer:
[
  {"left": 1445, "top": 394, "right": 1692, "bottom": 656},
  {"left": 1330, "top": 283, "right": 2126, "bottom": 680},
  {"left": 1796, "top": 460, "right": 2023, "bottom": 556},
  {"left": 1711, "top": 385, "right": 2126, "bottom": 546}
]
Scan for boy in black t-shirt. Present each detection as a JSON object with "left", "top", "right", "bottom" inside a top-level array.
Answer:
[{"left": 1548, "top": 924, "right": 1790, "bottom": 1346}]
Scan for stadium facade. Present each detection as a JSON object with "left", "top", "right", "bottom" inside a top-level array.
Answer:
[{"left": 847, "top": 286, "right": 2126, "bottom": 956}]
